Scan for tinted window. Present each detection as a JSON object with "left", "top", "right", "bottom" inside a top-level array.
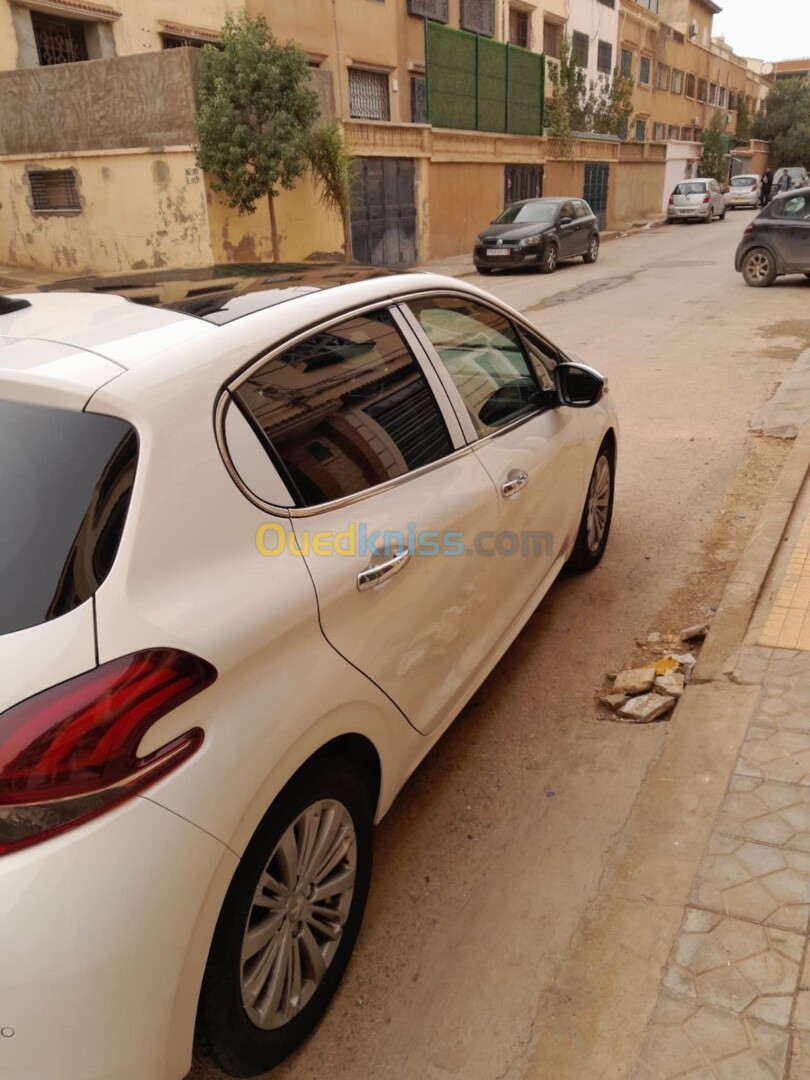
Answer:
[
  {"left": 730, "top": 176, "right": 757, "bottom": 187},
  {"left": 408, "top": 297, "right": 545, "bottom": 438},
  {"left": 495, "top": 202, "right": 558, "bottom": 225},
  {"left": 234, "top": 308, "right": 453, "bottom": 507},
  {"left": 0, "top": 401, "right": 137, "bottom": 636},
  {"left": 775, "top": 195, "right": 810, "bottom": 221},
  {"left": 674, "top": 182, "right": 707, "bottom": 195},
  {"left": 573, "top": 202, "right": 588, "bottom": 219},
  {"left": 560, "top": 202, "right": 576, "bottom": 220}
]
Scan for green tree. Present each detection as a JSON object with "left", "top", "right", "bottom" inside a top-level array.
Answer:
[
  {"left": 306, "top": 122, "right": 354, "bottom": 262},
  {"left": 195, "top": 12, "right": 319, "bottom": 262},
  {"left": 591, "top": 71, "right": 634, "bottom": 137},
  {"left": 700, "top": 110, "right": 729, "bottom": 183},
  {"left": 546, "top": 35, "right": 633, "bottom": 146},
  {"left": 734, "top": 96, "right": 751, "bottom": 142},
  {"left": 753, "top": 78, "right": 810, "bottom": 164}
]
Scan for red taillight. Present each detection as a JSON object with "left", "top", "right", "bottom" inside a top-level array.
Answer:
[
  {"left": 0, "top": 649, "right": 215, "bottom": 854},
  {"left": 743, "top": 222, "right": 754, "bottom": 235},
  {"left": 668, "top": 195, "right": 674, "bottom": 205},
  {"left": 751, "top": 183, "right": 757, "bottom": 190},
  {"left": 702, "top": 194, "right": 711, "bottom": 203}
]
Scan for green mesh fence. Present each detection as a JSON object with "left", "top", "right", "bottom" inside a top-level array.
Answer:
[
  {"left": 426, "top": 22, "right": 477, "bottom": 131},
  {"left": 478, "top": 37, "right": 507, "bottom": 133},
  {"left": 425, "top": 21, "right": 544, "bottom": 135},
  {"left": 507, "top": 48, "right": 544, "bottom": 135}
]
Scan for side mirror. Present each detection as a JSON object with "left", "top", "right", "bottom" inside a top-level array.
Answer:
[
  {"left": 559, "top": 216, "right": 573, "bottom": 225},
  {"left": 555, "top": 362, "right": 606, "bottom": 408}
]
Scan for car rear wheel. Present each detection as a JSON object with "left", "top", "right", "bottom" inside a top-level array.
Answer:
[
  {"left": 583, "top": 235, "right": 599, "bottom": 264},
  {"left": 197, "top": 756, "right": 373, "bottom": 1077},
  {"left": 719, "top": 207, "right": 727, "bottom": 220},
  {"left": 742, "top": 248, "right": 777, "bottom": 288},
  {"left": 568, "top": 441, "right": 615, "bottom": 572},
  {"left": 540, "top": 243, "right": 558, "bottom": 274}
]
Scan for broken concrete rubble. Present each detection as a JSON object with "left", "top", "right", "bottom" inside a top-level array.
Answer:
[
  {"left": 654, "top": 672, "right": 685, "bottom": 698},
  {"left": 617, "top": 693, "right": 676, "bottom": 723},
  {"left": 613, "top": 666, "right": 657, "bottom": 695}
]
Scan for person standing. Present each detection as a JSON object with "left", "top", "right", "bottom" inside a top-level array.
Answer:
[
  {"left": 775, "top": 168, "right": 792, "bottom": 196},
  {"left": 760, "top": 168, "right": 773, "bottom": 206}
]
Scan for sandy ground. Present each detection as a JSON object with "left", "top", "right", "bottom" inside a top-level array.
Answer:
[{"left": 190, "top": 212, "right": 810, "bottom": 1080}]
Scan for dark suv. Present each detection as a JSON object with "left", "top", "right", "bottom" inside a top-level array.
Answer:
[{"left": 735, "top": 187, "right": 810, "bottom": 287}]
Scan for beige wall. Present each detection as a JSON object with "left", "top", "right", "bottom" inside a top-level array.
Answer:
[
  {"left": 610, "top": 159, "right": 665, "bottom": 222},
  {"left": 206, "top": 173, "right": 344, "bottom": 264},
  {"left": 0, "top": 149, "right": 213, "bottom": 274},
  {"left": 425, "top": 162, "right": 504, "bottom": 260}
]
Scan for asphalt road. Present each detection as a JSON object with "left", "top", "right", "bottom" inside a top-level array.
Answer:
[{"left": 190, "top": 211, "right": 810, "bottom": 1080}]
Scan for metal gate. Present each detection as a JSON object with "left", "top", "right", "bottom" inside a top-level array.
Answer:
[
  {"left": 583, "top": 163, "right": 610, "bottom": 230},
  {"left": 350, "top": 158, "right": 417, "bottom": 267},
  {"left": 504, "top": 164, "right": 544, "bottom": 206}
]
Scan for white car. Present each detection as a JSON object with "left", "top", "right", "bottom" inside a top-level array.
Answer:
[
  {"left": 725, "top": 174, "right": 761, "bottom": 209},
  {"left": 666, "top": 177, "right": 727, "bottom": 223},
  {"left": 0, "top": 268, "right": 618, "bottom": 1080}
]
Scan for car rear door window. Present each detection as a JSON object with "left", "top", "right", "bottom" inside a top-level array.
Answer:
[
  {"left": 233, "top": 308, "right": 454, "bottom": 507},
  {"left": 776, "top": 195, "right": 810, "bottom": 221},
  {"left": 574, "top": 202, "right": 588, "bottom": 219},
  {"left": 407, "top": 296, "right": 546, "bottom": 438},
  {"left": 0, "top": 401, "right": 137, "bottom": 636}
]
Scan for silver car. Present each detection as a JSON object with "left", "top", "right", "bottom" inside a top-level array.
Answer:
[
  {"left": 666, "top": 178, "right": 726, "bottom": 223},
  {"left": 725, "top": 174, "right": 761, "bottom": 210}
]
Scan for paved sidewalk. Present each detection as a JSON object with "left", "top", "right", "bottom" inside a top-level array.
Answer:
[{"left": 631, "top": 508, "right": 810, "bottom": 1079}]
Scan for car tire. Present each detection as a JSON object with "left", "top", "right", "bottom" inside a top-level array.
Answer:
[
  {"left": 720, "top": 207, "right": 727, "bottom": 220},
  {"left": 567, "top": 439, "right": 615, "bottom": 573},
  {"left": 583, "top": 235, "right": 599, "bottom": 264},
  {"left": 741, "top": 248, "right": 777, "bottom": 288},
  {"left": 703, "top": 210, "right": 712, "bottom": 223},
  {"left": 196, "top": 756, "right": 373, "bottom": 1077},
  {"left": 540, "top": 243, "right": 558, "bottom": 274}
]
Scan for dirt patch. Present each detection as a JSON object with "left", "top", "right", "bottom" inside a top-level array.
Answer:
[{"left": 758, "top": 319, "right": 810, "bottom": 344}]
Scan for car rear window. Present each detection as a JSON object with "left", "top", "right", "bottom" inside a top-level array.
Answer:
[
  {"left": 673, "top": 182, "right": 707, "bottom": 195},
  {"left": 0, "top": 401, "right": 137, "bottom": 636},
  {"left": 730, "top": 177, "right": 757, "bottom": 187}
]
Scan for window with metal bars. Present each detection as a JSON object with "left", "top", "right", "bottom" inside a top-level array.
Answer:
[
  {"left": 31, "top": 12, "right": 89, "bottom": 65},
  {"left": 161, "top": 34, "right": 219, "bottom": 49},
  {"left": 28, "top": 169, "right": 81, "bottom": 213},
  {"left": 509, "top": 8, "right": 530, "bottom": 48},
  {"left": 459, "top": 0, "right": 495, "bottom": 37},
  {"left": 572, "top": 32, "right": 589, "bottom": 69},
  {"left": 543, "top": 20, "right": 562, "bottom": 59},
  {"left": 639, "top": 55, "right": 651, "bottom": 85},
  {"left": 411, "top": 75, "right": 427, "bottom": 124},
  {"left": 620, "top": 49, "right": 633, "bottom": 77},
  {"left": 597, "top": 41, "right": 612, "bottom": 74},
  {"left": 348, "top": 69, "right": 391, "bottom": 121}
]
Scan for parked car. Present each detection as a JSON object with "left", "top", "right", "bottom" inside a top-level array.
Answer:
[
  {"left": 735, "top": 186, "right": 810, "bottom": 287},
  {"left": 773, "top": 166, "right": 809, "bottom": 193},
  {"left": 666, "top": 178, "right": 726, "bottom": 223},
  {"left": 473, "top": 197, "right": 600, "bottom": 275},
  {"left": 0, "top": 267, "right": 618, "bottom": 1080},
  {"left": 725, "top": 174, "right": 761, "bottom": 209}
]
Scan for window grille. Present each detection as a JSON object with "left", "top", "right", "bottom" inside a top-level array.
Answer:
[
  {"left": 411, "top": 75, "right": 427, "bottom": 123},
  {"left": 28, "top": 169, "right": 81, "bottom": 212},
  {"left": 509, "top": 8, "right": 530, "bottom": 49},
  {"left": 543, "top": 21, "right": 562, "bottom": 59},
  {"left": 407, "top": 0, "right": 449, "bottom": 20},
  {"left": 459, "top": 0, "right": 495, "bottom": 37},
  {"left": 597, "top": 41, "right": 612, "bottom": 74},
  {"left": 572, "top": 31, "right": 589, "bottom": 69},
  {"left": 31, "top": 12, "right": 88, "bottom": 65},
  {"left": 349, "top": 69, "right": 391, "bottom": 121}
]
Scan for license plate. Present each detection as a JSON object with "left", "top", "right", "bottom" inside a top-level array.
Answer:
[{"left": 486, "top": 248, "right": 510, "bottom": 256}]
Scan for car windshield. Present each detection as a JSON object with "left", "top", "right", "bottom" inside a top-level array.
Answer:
[
  {"left": 494, "top": 202, "right": 558, "bottom": 225},
  {"left": 731, "top": 177, "right": 756, "bottom": 187},
  {"left": 673, "top": 182, "right": 707, "bottom": 195},
  {"left": 0, "top": 401, "right": 137, "bottom": 636}
]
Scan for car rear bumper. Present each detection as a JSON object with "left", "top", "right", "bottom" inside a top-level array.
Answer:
[
  {"left": 726, "top": 196, "right": 759, "bottom": 207},
  {"left": 667, "top": 206, "right": 710, "bottom": 219},
  {"left": 0, "top": 795, "right": 233, "bottom": 1079}
]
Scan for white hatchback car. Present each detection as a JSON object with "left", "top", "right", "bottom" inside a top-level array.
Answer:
[
  {"left": 725, "top": 174, "right": 761, "bottom": 210},
  {"left": 0, "top": 268, "right": 618, "bottom": 1080},
  {"left": 666, "top": 177, "right": 727, "bottom": 223}
]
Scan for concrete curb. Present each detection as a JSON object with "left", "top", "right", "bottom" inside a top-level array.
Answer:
[{"left": 692, "top": 415, "right": 810, "bottom": 683}]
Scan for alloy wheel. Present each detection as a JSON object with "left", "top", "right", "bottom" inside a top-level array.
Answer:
[
  {"left": 586, "top": 455, "right": 611, "bottom": 553},
  {"left": 240, "top": 799, "right": 357, "bottom": 1030},
  {"left": 743, "top": 251, "right": 773, "bottom": 286}
]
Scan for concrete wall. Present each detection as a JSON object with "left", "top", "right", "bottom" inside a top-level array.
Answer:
[
  {"left": 661, "top": 139, "right": 704, "bottom": 206},
  {"left": 0, "top": 49, "right": 203, "bottom": 155},
  {"left": 424, "top": 162, "right": 504, "bottom": 259},
  {"left": 544, "top": 160, "right": 586, "bottom": 199},
  {"left": 0, "top": 149, "right": 213, "bottom": 274},
  {"left": 568, "top": 0, "right": 620, "bottom": 90},
  {"left": 610, "top": 159, "right": 666, "bottom": 222}
]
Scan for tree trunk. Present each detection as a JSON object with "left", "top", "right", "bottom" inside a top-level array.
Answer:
[
  {"left": 267, "top": 190, "right": 280, "bottom": 263},
  {"left": 342, "top": 205, "right": 353, "bottom": 264}
]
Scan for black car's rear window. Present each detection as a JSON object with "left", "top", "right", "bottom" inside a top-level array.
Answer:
[{"left": 0, "top": 401, "right": 137, "bottom": 636}]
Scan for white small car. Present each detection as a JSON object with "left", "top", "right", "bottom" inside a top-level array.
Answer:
[
  {"left": 0, "top": 268, "right": 618, "bottom": 1080},
  {"left": 667, "top": 177, "right": 727, "bottom": 223},
  {"left": 725, "top": 174, "right": 761, "bottom": 209}
]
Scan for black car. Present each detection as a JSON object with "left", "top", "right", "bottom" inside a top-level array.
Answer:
[
  {"left": 735, "top": 186, "right": 810, "bottom": 287},
  {"left": 473, "top": 197, "right": 600, "bottom": 275}
]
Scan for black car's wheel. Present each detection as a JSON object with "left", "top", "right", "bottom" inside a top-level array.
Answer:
[
  {"left": 540, "top": 243, "right": 558, "bottom": 274},
  {"left": 741, "top": 248, "right": 777, "bottom": 288},
  {"left": 197, "top": 756, "right": 373, "bottom": 1077},
  {"left": 583, "top": 234, "right": 599, "bottom": 264},
  {"left": 568, "top": 439, "right": 615, "bottom": 572}
]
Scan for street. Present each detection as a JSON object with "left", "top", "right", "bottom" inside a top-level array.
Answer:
[{"left": 190, "top": 213, "right": 810, "bottom": 1080}]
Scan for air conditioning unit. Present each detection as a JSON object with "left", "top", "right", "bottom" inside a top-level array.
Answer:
[{"left": 689, "top": 21, "right": 697, "bottom": 38}]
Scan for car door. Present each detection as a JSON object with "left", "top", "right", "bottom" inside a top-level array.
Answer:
[
  {"left": 771, "top": 194, "right": 810, "bottom": 269},
  {"left": 231, "top": 304, "right": 503, "bottom": 738},
  {"left": 403, "top": 294, "right": 585, "bottom": 621},
  {"left": 572, "top": 201, "right": 591, "bottom": 253},
  {"left": 557, "top": 201, "right": 579, "bottom": 256}
]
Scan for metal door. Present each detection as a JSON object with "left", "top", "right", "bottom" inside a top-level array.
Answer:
[
  {"left": 351, "top": 158, "right": 417, "bottom": 267},
  {"left": 583, "top": 163, "right": 610, "bottom": 230},
  {"left": 504, "top": 164, "right": 544, "bottom": 206}
]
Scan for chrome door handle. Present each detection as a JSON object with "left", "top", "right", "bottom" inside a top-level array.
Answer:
[
  {"left": 501, "top": 470, "right": 529, "bottom": 498},
  {"left": 357, "top": 549, "right": 411, "bottom": 591}
]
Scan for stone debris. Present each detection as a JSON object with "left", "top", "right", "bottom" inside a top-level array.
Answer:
[
  {"left": 652, "top": 656, "right": 680, "bottom": 676},
  {"left": 617, "top": 693, "right": 676, "bottom": 724},
  {"left": 613, "top": 665, "right": 657, "bottom": 695},
  {"left": 655, "top": 672, "right": 685, "bottom": 698},
  {"left": 601, "top": 692, "right": 630, "bottom": 709},
  {"left": 680, "top": 621, "right": 711, "bottom": 642}
]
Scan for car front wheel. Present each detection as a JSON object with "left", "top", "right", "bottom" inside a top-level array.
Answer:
[
  {"left": 540, "top": 243, "right": 558, "bottom": 274},
  {"left": 583, "top": 235, "right": 599, "bottom": 264},
  {"left": 568, "top": 440, "right": 615, "bottom": 572},
  {"left": 197, "top": 756, "right": 373, "bottom": 1077},
  {"left": 741, "top": 248, "right": 777, "bottom": 288}
]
